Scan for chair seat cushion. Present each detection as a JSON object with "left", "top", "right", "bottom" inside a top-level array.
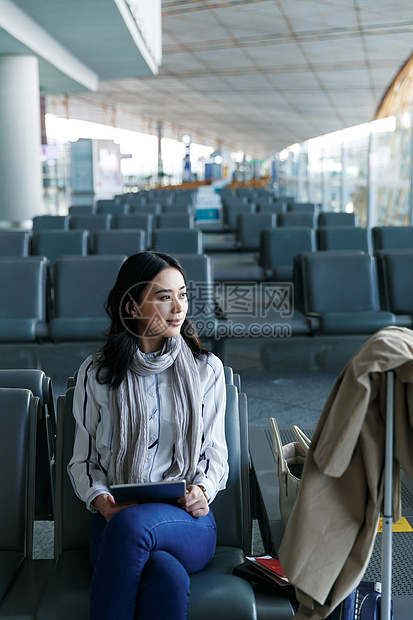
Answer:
[
  {"left": 316, "top": 311, "right": 396, "bottom": 334},
  {"left": 0, "top": 551, "right": 25, "bottom": 601},
  {"left": 35, "top": 547, "right": 258, "bottom": 620},
  {"left": 188, "top": 546, "right": 256, "bottom": 620},
  {"left": 49, "top": 318, "right": 109, "bottom": 342},
  {"left": 0, "top": 319, "right": 38, "bottom": 342},
  {"left": 35, "top": 550, "right": 91, "bottom": 620}
]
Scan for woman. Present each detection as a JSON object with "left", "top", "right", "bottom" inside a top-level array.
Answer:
[{"left": 68, "top": 251, "right": 228, "bottom": 620}]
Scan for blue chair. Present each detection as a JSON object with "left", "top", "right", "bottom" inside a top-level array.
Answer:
[
  {"left": 300, "top": 252, "right": 396, "bottom": 334},
  {"left": 225, "top": 203, "right": 256, "bottom": 232},
  {"left": 113, "top": 213, "right": 154, "bottom": 247},
  {"left": 32, "top": 230, "right": 89, "bottom": 269},
  {"left": 372, "top": 226, "right": 413, "bottom": 251},
  {"left": 378, "top": 249, "right": 413, "bottom": 328},
  {"left": 152, "top": 228, "right": 203, "bottom": 254},
  {"left": 95, "top": 202, "right": 128, "bottom": 215},
  {"left": 0, "top": 230, "right": 31, "bottom": 256},
  {"left": 34, "top": 382, "right": 294, "bottom": 620},
  {"left": 288, "top": 203, "right": 315, "bottom": 214},
  {"left": 157, "top": 213, "right": 195, "bottom": 228},
  {"left": 48, "top": 255, "right": 127, "bottom": 342},
  {"left": 259, "top": 227, "right": 316, "bottom": 281},
  {"left": 0, "top": 370, "right": 56, "bottom": 520},
  {"left": 32, "top": 216, "right": 71, "bottom": 234},
  {"left": 277, "top": 213, "right": 316, "bottom": 228},
  {"left": 69, "top": 214, "right": 112, "bottom": 231},
  {"left": 236, "top": 213, "right": 277, "bottom": 251},
  {"left": 0, "top": 388, "right": 38, "bottom": 602},
  {"left": 68, "top": 206, "right": 95, "bottom": 215},
  {"left": 91, "top": 230, "right": 146, "bottom": 255},
  {"left": 317, "top": 226, "right": 372, "bottom": 253},
  {"left": 318, "top": 212, "right": 359, "bottom": 227},
  {"left": 0, "top": 257, "right": 48, "bottom": 342}
]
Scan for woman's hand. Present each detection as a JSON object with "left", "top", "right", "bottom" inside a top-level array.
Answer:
[
  {"left": 177, "top": 484, "right": 209, "bottom": 517},
  {"left": 92, "top": 493, "right": 134, "bottom": 522}
]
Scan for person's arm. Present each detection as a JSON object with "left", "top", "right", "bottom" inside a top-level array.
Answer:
[
  {"left": 192, "top": 355, "right": 229, "bottom": 504},
  {"left": 67, "top": 358, "right": 113, "bottom": 512}
]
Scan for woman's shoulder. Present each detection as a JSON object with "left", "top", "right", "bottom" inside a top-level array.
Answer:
[
  {"left": 195, "top": 351, "right": 224, "bottom": 378},
  {"left": 76, "top": 353, "right": 102, "bottom": 383}
]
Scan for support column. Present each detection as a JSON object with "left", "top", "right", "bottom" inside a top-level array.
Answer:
[
  {"left": 0, "top": 56, "right": 43, "bottom": 225},
  {"left": 157, "top": 121, "right": 164, "bottom": 184}
]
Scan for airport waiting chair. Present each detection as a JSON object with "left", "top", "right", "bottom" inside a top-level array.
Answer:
[
  {"left": 0, "top": 387, "right": 37, "bottom": 603},
  {"left": 91, "top": 229, "right": 146, "bottom": 256},
  {"left": 0, "top": 369, "right": 56, "bottom": 520},
  {"left": 32, "top": 215, "right": 71, "bottom": 234},
  {"left": 69, "top": 214, "right": 112, "bottom": 232},
  {"left": 128, "top": 203, "right": 161, "bottom": 217},
  {"left": 378, "top": 250, "right": 413, "bottom": 328},
  {"left": 317, "top": 226, "right": 372, "bottom": 253},
  {"left": 32, "top": 230, "right": 89, "bottom": 269},
  {"left": 0, "top": 257, "right": 48, "bottom": 342},
  {"left": 236, "top": 212, "right": 277, "bottom": 251},
  {"left": 157, "top": 213, "right": 195, "bottom": 229},
  {"left": 372, "top": 225, "right": 413, "bottom": 251},
  {"left": 259, "top": 227, "right": 316, "bottom": 281},
  {"left": 113, "top": 213, "right": 154, "bottom": 247},
  {"left": 152, "top": 228, "right": 203, "bottom": 254},
  {"left": 0, "top": 230, "right": 31, "bottom": 257},
  {"left": 317, "top": 211, "right": 359, "bottom": 227},
  {"left": 95, "top": 202, "right": 128, "bottom": 216},
  {"left": 257, "top": 202, "right": 286, "bottom": 215},
  {"left": 68, "top": 206, "right": 95, "bottom": 215},
  {"left": 224, "top": 203, "right": 256, "bottom": 232},
  {"left": 161, "top": 203, "right": 193, "bottom": 214},
  {"left": 277, "top": 212, "right": 316, "bottom": 228},
  {"left": 299, "top": 252, "right": 396, "bottom": 334},
  {"left": 288, "top": 203, "right": 316, "bottom": 214},
  {"left": 274, "top": 197, "right": 294, "bottom": 210},
  {"left": 48, "top": 255, "right": 127, "bottom": 342},
  {"left": 34, "top": 382, "right": 293, "bottom": 620}
]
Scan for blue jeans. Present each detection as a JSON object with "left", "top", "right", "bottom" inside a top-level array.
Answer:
[{"left": 89, "top": 503, "right": 217, "bottom": 620}]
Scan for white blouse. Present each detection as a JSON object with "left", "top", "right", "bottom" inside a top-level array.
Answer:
[{"left": 68, "top": 350, "right": 229, "bottom": 511}]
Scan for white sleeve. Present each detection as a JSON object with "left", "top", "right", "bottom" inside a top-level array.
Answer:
[
  {"left": 67, "top": 358, "right": 111, "bottom": 511},
  {"left": 193, "top": 355, "right": 229, "bottom": 503}
]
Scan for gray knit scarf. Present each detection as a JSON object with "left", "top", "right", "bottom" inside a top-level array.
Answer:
[{"left": 110, "top": 335, "right": 203, "bottom": 485}]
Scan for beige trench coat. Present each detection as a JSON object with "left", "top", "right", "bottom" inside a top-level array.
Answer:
[{"left": 278, "top": 326, "right": 413, "bottom": 619}]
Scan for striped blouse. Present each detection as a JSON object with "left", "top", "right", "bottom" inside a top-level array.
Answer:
[{"left": 68, "top": 350, "right": 229, "bottom": 511}]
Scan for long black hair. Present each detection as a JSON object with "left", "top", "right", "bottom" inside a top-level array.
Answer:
[{"left": 95, "top": 251, "right": 210, "bottom": 388}]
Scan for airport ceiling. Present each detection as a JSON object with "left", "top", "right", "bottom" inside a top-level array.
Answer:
[{"left": 1, "top": 0, "right": 413, "bottom": 157}]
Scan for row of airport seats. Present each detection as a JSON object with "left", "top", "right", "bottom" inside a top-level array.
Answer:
[
  {"left": 0, "top": 251, "right": 412, "bottom": 353},
  {"left": 0, "top": 254, "right": 218, "bottom": 346},
  {"left": 0, "top": 227, "right": 204, "bottom": 264},
  {"left": 32, "top": 211, "right": 195, "bottom": 235},
  {"left": 0, "top": 371, "right": 294, "bottom": 619},
  {"left": 258, "top": 225, "right": 413, "bottom": 280},
  {"left": 237, "top": 213, "right": 358, "bottom": 251},
  {"left": 117, "top": 188, "right": 196, "bottom": 208},
  {"left": 226, "top": 207, "right": 357, "bottom": 234},
  {"left": 69, "top": 200, "right": 195, "bottom": 216}
]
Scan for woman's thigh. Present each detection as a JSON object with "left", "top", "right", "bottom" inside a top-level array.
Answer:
[{"left": 90, "top": 503, "right": 217, "bottom": 574}]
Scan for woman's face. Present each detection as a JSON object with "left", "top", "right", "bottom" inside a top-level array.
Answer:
[{"left": 129, "top": 267, "right": 188, "bottom": 351}]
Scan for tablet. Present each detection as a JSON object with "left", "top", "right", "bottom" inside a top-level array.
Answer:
[{"left": 110, "top": 480, "right": 186, "bottom": 505}]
